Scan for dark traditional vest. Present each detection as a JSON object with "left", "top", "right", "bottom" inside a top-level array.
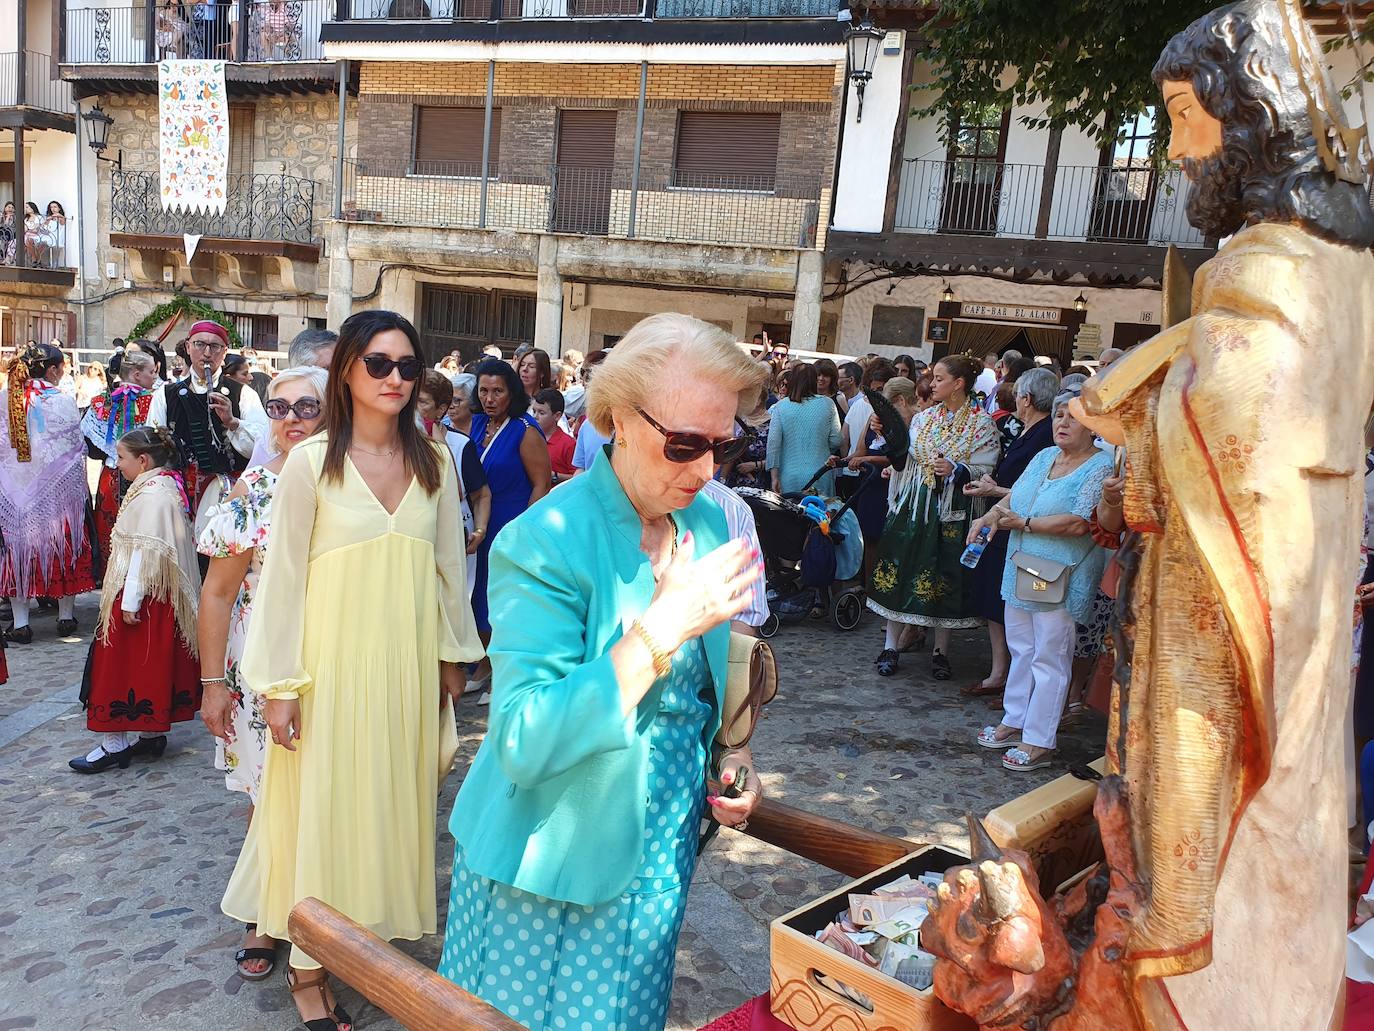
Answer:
[{"left": 164, "top": 376, "right": 248, "bottom": 476}]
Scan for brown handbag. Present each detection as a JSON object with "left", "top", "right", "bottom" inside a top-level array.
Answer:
[{"left": 716, "top": 633, "right": 779, "bottom": 750}]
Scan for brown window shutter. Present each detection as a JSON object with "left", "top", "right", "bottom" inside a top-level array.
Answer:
[
  {"left": 555, "top": 110, "right": 618, "bottom": 168},
  {"left": 413, "top": 106, "right": 502, "bottom": 174},
  {"left": 229, "top": 103, "right": 255, "bottom": 175},
  {"left": 674, "top": 111, "right": 779, "bottom": 189}
]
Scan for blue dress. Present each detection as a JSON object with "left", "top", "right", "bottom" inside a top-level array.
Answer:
[
  {"left": 470, "top": 411, "right": 542, "bottom": 632},
  {"left": 439, "top": 638, "right": 711, "bottom": 1031}
]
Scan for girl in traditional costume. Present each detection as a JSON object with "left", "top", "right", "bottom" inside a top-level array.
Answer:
[
  {"left": 866, "top": 354, "right": 1000, "bottom": 680},
  {"left": 0, "top": 342, "right": 96, "bottom": 642},
  {"left": 70, "top": 427, "right": 201, "bottom": 773},
  {"left": 81, "top": 348, "right": 159, "bottom": 566}
]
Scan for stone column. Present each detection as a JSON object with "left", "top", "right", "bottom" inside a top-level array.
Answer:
[
  {"left": 790, "top": 249, "right": 824, "bottom": 351},
  {"left": 326, "top": 220, "right": 353, "bottom": 330},
  {"left": 535, "top": 234, "right": 563, "bottom": 356}
]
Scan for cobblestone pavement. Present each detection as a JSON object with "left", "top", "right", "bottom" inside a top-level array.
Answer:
[{"left": 0, "top": 595, "right": 1105, "bottom": 1031}]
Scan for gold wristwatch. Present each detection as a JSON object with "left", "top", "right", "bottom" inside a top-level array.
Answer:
[{"left": 630, "top": 619, "right": 673, "bottom": 679}]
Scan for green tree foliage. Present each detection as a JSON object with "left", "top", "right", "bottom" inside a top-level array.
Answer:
[{"left": 917, "top": 0, "right": 1217, "bottom": 144}]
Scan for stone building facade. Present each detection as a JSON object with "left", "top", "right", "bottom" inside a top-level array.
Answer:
[
  {"left": 323, "top": 13, "right": 845, "bottom": 360},
  {"left": 75, "top": 88, "right": 356, "bottom": 352}
]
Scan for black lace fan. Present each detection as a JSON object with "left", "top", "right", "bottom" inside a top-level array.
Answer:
[{"left": 864, "top": 387, "right": 911, "bottom": 472}]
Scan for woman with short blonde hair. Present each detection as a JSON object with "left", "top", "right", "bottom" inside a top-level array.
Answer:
[
  {"left": 585, "top": 313, "right": 765, "bottom": 435},
  {"left": 441, "top": 311, "right": 767, "bottom": 1031}
]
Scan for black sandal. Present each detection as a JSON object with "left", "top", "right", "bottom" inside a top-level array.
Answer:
[
  {"left": 286, "top": 968, "right": 351, "bottom": 1031},
  {"left": 235, "top": 924, "right": 277, "bottom": 982},
  {"left": 876, "top": 648, "right": 899, "bottom": 677},
  {"left": 932, "top": 651, "right": 952, "bottom": 680}
]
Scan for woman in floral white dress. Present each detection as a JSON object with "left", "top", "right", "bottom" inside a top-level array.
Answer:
[{"left": 195, "top": 365, "right": 326, "bottom": 981}]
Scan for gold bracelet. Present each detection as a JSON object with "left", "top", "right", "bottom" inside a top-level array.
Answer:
[{"left": 630, "top": 619, "right": 673, "bottom": 679}]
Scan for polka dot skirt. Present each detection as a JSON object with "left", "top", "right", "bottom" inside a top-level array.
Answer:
[{"left": 439, "top": 638, "right": 713, "bottom": 1031}]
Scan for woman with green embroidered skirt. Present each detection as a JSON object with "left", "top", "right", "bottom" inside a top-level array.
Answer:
[{"left": 867, "top": 355, "right": 1000, "bottom": 681}]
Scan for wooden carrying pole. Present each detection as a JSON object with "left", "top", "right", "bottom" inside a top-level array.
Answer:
[
  {"left": 287, "top": 899, "right": 524, "bottom": 1031},
  {"left": 288, "top": 802, "right": 920, "bottom": 1028},
  {"left": 715, "top": 793, "right": 921, "bottom": 878}
]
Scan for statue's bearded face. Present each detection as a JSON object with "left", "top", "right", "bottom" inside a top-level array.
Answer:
[{"left": 1163, "top": 79, "right": 1243, "bottom": 238}]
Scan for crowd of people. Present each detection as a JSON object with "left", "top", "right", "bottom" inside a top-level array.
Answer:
[
  {"left": 0, "top": 314, "right": 1203, "bottom": 1030},
  {"left": 711, "top": 344, "right": 1130, "bottom": 774},
  {"left": 0, "top": 311, "right": 771, "bottom": 1031}
]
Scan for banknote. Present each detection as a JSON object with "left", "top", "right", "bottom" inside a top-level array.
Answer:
[
  {"left": 869, "top": 905, "right": 929, "bottom": 942},
  {"left": 849, "top": 894, "right": 922, "bottom": 926}
]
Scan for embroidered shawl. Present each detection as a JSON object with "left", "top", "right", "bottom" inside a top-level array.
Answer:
[
  {"left": 0, "top": 380, "right": 89, "bottom": 597},
  {"left": 97, "top": 468, "right": 200, "bottom": 652}
]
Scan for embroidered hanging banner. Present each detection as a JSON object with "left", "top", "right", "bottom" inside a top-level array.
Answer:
[{"left": 158, "top": 60, "right": 229, "bottom": 215}]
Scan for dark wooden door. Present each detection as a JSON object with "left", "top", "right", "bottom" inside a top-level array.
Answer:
[
  {"left": 940, "top": 106, "right": 1009, "bottom": 235},
  {"left": 551, "top": 109, "right": 617, "bottom": 236}
]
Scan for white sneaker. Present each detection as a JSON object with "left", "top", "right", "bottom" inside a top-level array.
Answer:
[
  {"left": 477, "top": 691, "right": 491, "bottom": 706},
  {"left": 464, "top": 675, "right": 489, "bottom": 696}
]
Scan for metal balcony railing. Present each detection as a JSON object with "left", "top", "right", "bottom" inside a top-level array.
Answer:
[
  {"left": 893, "top": 159, "right": 1208, "bottom": 248},
  {"left": 63, "top": 0, "right": 329, "bottom": 64},
  {"left": 346, "top": 0, "right": 830, "bottom": 18},
  {"left": 111, "top": 169, "right": 320, "bottom": 245},
  {"left": 2, "top": 214, "right": 73, "bottom": 270},
  {"left": 0, "top": 52, "right": 76, "bottom": 113},
  {"left": 343, "top": 159, "right": 822, "bottom": 249}
]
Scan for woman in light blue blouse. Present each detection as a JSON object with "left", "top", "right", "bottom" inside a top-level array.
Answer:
[
  {"left": 965, "top": 388, "right": 1111, "bottom": 772},
  {"left": 441, "top": 313, "right": 768, "bottom": 1031},
  {"left": 765, "top": 362, "right": 842, "bottom": 497}
]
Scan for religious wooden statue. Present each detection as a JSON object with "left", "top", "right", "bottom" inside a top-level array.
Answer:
[{"left": 921, "top": 2, "right": 1374, "bottom": 1027}]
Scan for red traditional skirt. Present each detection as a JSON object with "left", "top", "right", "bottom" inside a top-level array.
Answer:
[
  {"left": 0, "top": 646, "right": 7, "bottom": 685},
  {"left": 0, "top": 523, "right": 96, "bottom": 598},
  {"left": 82, "top": 595, "right": 201, "bottom": 733},
  {"left": 92, "top": 465, "right": 122, "bottom": 570}
]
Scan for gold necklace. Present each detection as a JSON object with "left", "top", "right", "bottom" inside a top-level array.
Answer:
[
  {"left": 913, "top": 400, "right": 978, "bottom": 486},
  {"left": 650, "top": 514, "right": 679, "bottom": 582},
  {"left": 351, "top": 442, "right": 399, "bottom": 458}
]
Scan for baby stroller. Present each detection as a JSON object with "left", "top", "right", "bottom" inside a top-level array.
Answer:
[{"left": 737, "top": 463, "right": 880, "bottom": 638}]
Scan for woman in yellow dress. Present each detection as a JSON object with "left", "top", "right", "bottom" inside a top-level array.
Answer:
[{"left": 221, "top": 310, "right": 483, "bottom": 1031}]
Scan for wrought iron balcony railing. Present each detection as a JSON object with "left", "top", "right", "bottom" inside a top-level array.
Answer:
[
  {"left": 1, "top": 214, "right": 73, "bottom": 270},
  {"left": 893, "top": 159, "right": 1208, "bottom": 248},
  {"left": 111, "top": 169, "right": 319, "bottom": 245},
  {"left": 63, "top": 0, "right": 329, "bottom": 64},
  {"left": 343, "top": 159, "right": 823, "bottom": 249},
  {"left": 0, "top": 52, "right": 76, "bottom": 114}
]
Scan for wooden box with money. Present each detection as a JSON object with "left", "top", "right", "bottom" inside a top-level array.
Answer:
[{"left": 769, "top": 846, "right": 976, "bottom": 1031}]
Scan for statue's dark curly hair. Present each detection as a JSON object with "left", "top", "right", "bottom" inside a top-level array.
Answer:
[{"left": 1153, "top": 0, "right": 1374, "bottom": 247}]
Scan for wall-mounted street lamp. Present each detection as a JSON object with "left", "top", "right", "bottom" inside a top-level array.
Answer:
[
  {"left": 941, "top": 281, "right": 955, "bottom": 303},
  {"left": 1074, "top": 291, "right": 1087, "bottom": 312},
  {"left": 841, "top": 7, "right": 884, "bottom": 123},
  {"left": 82, "top": 104, "right": 122, "bottom": 170}
]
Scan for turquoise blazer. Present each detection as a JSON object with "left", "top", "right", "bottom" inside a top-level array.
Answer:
[{"left": 448, "top": 445, "right": 732, "bottom": 906}]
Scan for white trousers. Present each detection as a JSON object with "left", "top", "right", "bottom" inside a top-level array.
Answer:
[{"left": 1002, "top": 605, "right": 1075, "bottom": 749}]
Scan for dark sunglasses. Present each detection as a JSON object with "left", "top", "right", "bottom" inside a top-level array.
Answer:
[
  {"left": 360, "top": 354, "right": 424, "bottom": 381},
  {"left": 638, "top": 409, "right": 748, "bottom": 464},
  {"left": 264, "top": 397, "right": 322, "bottom": 421}
]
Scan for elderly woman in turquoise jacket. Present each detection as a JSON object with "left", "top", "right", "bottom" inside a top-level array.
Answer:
[{"left": 441, "top": 313, "right": 769, "bottom": 1031}]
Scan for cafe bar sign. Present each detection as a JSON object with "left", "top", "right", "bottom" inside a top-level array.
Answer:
[{"left": 959, "top": 302, "right": 1066, "bottom": 325}]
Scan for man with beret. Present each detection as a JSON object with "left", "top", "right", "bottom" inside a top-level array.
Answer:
[{"left": 146, "top": 319, "right": 267, "bottom": 534}]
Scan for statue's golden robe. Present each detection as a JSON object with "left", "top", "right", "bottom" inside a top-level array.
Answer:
[{"left": 1081, "top": 222, "right": 1374, "bottom": 1030}]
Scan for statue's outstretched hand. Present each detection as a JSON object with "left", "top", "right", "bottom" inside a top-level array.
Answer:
[{"left": 920, "top": 848, "right": 1076, "bottom": 1029}]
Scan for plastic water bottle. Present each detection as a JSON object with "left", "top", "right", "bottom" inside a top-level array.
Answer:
[{"left": 960, "top": 526, "right": 990, "bottom": 568}]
